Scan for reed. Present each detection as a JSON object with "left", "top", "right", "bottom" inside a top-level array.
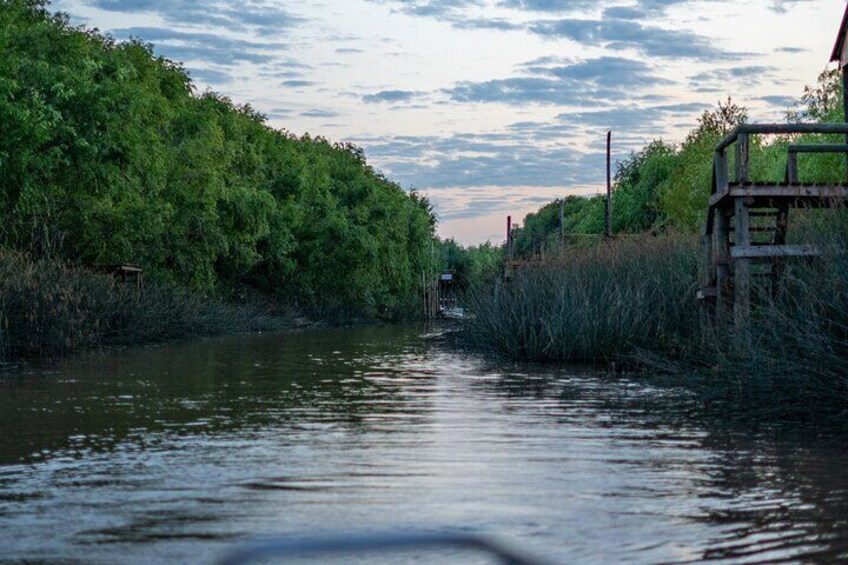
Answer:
[
  {"left": 463, "top": 235, "right": 700, "bottom": 362},
  {"left": 462, "top": 228, "right": 848, "bottom": 417},
  {"left": 0, "top": 250, "right": 289, "bottom": 361}
]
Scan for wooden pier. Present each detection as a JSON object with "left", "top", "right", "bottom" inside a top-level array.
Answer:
[{"left": 699, "top": 123, "right": 848, "bottom": 323}]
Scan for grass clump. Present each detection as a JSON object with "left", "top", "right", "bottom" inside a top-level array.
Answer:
[
  {"left": 463, "top": 236, "right": 700, "bottom": 362},
  {"left": 0, "top": 250, "right": 291, "bottom": 361}
]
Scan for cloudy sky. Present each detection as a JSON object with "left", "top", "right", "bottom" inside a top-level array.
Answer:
[{"left": 54, "top": 0, "right": 844, "bottom": 244}]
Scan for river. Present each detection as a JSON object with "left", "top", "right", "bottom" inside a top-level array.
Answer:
[{"left": 0, "top": 324, "right": 846, "bottom": 563}]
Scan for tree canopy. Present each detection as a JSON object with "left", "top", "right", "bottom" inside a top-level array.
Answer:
[{"left": 0, "top": 0, "right": 438, "bottom": 318}]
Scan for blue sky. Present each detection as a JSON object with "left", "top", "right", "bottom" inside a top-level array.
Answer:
[{"left": 54, "top": 0, "right": 844, "bottom": 244}]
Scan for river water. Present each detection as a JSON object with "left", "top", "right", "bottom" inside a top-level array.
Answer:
[{"left": 0, "top": 324, "right": 846, "bottom": 564}]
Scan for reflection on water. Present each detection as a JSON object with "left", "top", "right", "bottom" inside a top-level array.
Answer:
[{"left": 0, "top": 325, "right": 847, "bottom": 563}]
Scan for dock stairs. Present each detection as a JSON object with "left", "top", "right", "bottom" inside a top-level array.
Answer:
[{"left": 699, "top": 124, "right": 848, "bottom": 323}]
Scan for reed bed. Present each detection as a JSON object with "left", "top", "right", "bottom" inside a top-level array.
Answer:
[
  {"left": 463, "top": 236, "right": 700, "bottom": 362},
  {"left": 0, "top": 250, "right": 289, "bottom": 361},
  {"left": 462, "top": 228, "right": 848, "bottom": 417}
]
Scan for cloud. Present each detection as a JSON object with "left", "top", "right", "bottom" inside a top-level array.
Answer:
[
  {"left": 387, "top": 0, "right": 481, "bottom": 18},
  {"left": 556, "top": 102, "right": 711, "bottom": 134},
  {"left": 281, "top": 80, "right": 315, "bottom": 88},
  {"left": 446, "top": 56, "right": 673, "bottom": 106},
  {"left": 757, "top": 95, "right": 797, "bottom": 108},
  {"left": 498, "top": 0, "right": 598, "bottom": 12},
  {"left": 362, "top": 90, "right": 425, "bottom": 103},
  {"left": 769, "top": 0, "right": 816, "bottom": 13},
  {"left": 528, "top": 18, "right": 745, "bottom": 61},
  {"left": 358, "top": 130, "right": 610, "bottom": 192},
  {"left": 374, "top": 0, "right": 739, "bottom": 63},
  {"left": 689, "top": 65, "right": 782, "bottom": 90},
  {"left": 356, "top": 99, "right": 709, "bottom": 196},
  {"left": 499, "top": 0, "right": 693, "bottom": 14},
  {"left": 188, "top": 67, "right": 232, "bottom": 85},
  {"left": 113, "top": 27, "right": 287, "bottom": 66},
  {"left": 602, "top": 6, "right": 646, "bottom": 20},
  {"left": 87, "top": 0, "right": 303, "bottom": 36},
  {"left": 264, "top": 107, "right": 292, "bottom": 120},
  {"left": 300, "top": 109, "right": 340, "bottom": 118},
  {"left": 451, "top": 17, "right": 523, "bottom": 30}
]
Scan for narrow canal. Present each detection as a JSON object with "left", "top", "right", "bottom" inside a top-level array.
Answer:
[{"left": 1, "top": 325, "right": 846, "bottom": 563}]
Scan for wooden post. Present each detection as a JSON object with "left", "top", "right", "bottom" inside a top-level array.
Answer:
[
  {"left": 771, "top": 205, "right": 790, "bottom": 297},
  {"left": 843, "top": 67, "right": 848, "bottom": 181},
  {"left": 714, "top": 208, "right": 731, "bottom": 321},
  {"left": 605, "top": 131, "right": 612, "bottom": 238},
  {"left": 735, "top": 133, "right": 749, "bottom": 183},
  {"left": 734, "top": 197, "right": 752, "bottom": 325},
  {"left": 716, "top": 149, "right": 728, "bottom": 191},
  {"left": 788, "top": 151, "right": 798, "bottom": 184}
]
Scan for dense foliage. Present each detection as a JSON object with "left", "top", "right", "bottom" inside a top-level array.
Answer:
[
  {"left": 435, "top": 238, "right": 503, "bottom": 295},
  {"left": 510, "top": 85, "right": 848, "bottom": 257},
  {"left": 0, "top": 0, "right": 437, "bottom": 319}
]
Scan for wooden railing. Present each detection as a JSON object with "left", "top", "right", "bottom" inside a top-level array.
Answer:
[{"left": 711, "top": 123, "right": 848, "bottom": 195}]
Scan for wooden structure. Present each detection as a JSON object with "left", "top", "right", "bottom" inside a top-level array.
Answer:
[
  {"left": 832, "top": 3, "right": 848, "bottom": 118},
  {"left": 700, "top": 6, "right": 848, "bottom": 324},
  {"left": 422, "top": 271, "right": 457, "bottom": 319},
  {"left": 98, "top": 264, "right": 144, "bottom": 290},
  {"left": 699, "top": 124, "right": 848, "bottom": 322}
]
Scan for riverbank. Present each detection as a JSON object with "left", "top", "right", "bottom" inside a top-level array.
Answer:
[
  {"left": 0, "top": 250, "right": 316, "bottom": 363},
  {"left": 460, "top": 230, "right": 848, "bottom": 419}
]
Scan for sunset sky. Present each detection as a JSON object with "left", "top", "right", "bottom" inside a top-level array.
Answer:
[{"left": 54, "top": 0, "right": 845, "bottom": 244}]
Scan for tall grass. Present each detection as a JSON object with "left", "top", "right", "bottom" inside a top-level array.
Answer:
[
  {"left": 464, "top": 236, "right": 700, "bottom": 362},
  {"left": 691, "top": 212, "right": 848, "bottom": 415},
  {"left": 462, "top": 226, "right": 848, "bottom": 417},
  {"left": 0, "top": 250, "right": 291, "bottom": 361}
]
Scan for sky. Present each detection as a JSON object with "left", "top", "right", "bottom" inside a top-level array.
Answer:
[{"left": 53, "top": 0, "right": 845, "bottom": 244}]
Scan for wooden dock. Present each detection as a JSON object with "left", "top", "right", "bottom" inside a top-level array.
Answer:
[{"left": 699, "top": 123, "right": 848, "bottom": 324}]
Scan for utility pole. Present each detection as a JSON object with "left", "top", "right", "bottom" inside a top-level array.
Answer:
[
  {"left": 605, "top": 131, "right": 612, "bottom": 239},
  {"left": 506, "top": 215, "right": 512, "bottom": 259}
]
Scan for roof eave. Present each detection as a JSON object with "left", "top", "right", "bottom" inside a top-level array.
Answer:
[{"left": 832, "top": 4, "right": 848, "bottom": 63}]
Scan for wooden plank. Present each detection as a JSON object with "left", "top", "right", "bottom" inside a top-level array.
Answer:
[
  {"left": 708, "top": 190, "right": 729, "bottom": 208},
  {"left": 716, "top": 124, "right": 848, "bottom": 153},
  {"left": 714, "top": 207, "right": 731, "bottom": 320},
  {"left": 735, "top": 133, "right": 749, "bottom": 183},
  {"left": 730, "top": 245, "right": 822, "bottom": 259},
  {"left": 709, "top": 185, "right": 848, "bottom": 207},
  {"left": 734, "top": 198, "right": 751, "bottom": 324},
  {"left": 697, "top": 287, "right": 718, "bottom": 300},
  {"left": 788, "top": 144, "right": 848, "bottom": 153},
  {"left": 729, "top": 226, "right": 776, "bottom": 232},
  {"left": 700, "top": 234, "right": 714, "bottom": 289},
  {"left": 714, "top": 150, "right": 728, "bottom": 194},
  {"left": 787, "top": 152, "right": 798, "bottom": 184}
]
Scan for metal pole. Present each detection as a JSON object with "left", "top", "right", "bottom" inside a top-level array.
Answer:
[
  {"left": 506, "top": 215, "right": 512, "bottom": 259},
  {"left": 605, "top": 131, "right": 612, "bottom": 239}
]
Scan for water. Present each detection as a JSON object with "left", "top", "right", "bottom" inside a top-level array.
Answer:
[{"left": 0, "top": 324, "right": 846, "bottom": 563}]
